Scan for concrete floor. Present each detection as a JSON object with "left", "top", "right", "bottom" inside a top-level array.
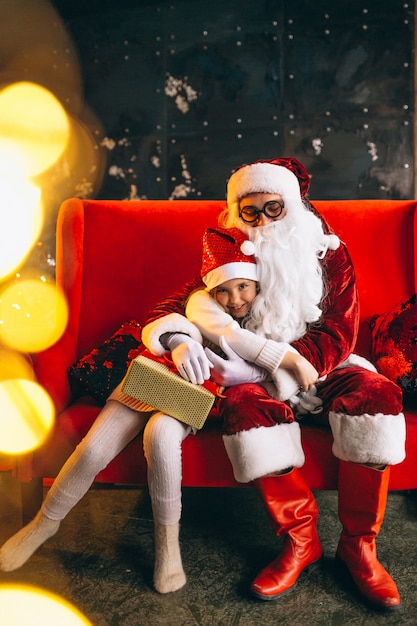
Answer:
[{"left": 1, "top": 472, "right": 417, "bottom": 625}]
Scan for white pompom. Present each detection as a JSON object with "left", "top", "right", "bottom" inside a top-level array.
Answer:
[
  {"left": 326, "top": 234, "right": 340, "bottom": 250},
  {"left": 240, "top": 240, "right": 256, "bottom": 256}
]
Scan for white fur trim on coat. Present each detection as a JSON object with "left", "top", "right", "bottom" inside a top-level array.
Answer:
[
  {"left": 335, "top": 353, "right": 377, "bottom": 373},
  {"left": 141, "top": 312, "right": 203, "bottom": 356},
  {"left": 223, "top": 421, "right": 305, "bottom": 483},
  {"left": 329, "top": 411, "right": 406, "bottom": 466}
]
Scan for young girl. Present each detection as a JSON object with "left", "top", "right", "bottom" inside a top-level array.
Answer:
[{"left": 142, "top": 226, "right": 321, "bottom": 594}]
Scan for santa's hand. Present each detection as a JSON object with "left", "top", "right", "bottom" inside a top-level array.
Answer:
[
  {"left": 205, "top": 336, "right": 268, "bottom": 386},
  {"left": 168, "top": 334, "right": 211, "bottom": 384}
]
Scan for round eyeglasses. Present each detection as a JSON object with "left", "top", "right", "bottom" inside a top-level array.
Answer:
[{"left": 239, "top": 199, "right": 285, "bottom": 223}]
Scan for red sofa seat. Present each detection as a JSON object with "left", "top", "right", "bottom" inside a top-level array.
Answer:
[{"left": 21, "top": 198, "right": 417, "bottom": 512}]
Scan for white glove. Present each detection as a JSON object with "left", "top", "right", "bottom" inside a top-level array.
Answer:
[
  {"left": 166, "top": 334, "right": 211, "bottom": 385},
  {"left": 289, "top": 384, "right": 323, "bottom": 417},
  {"left": 205, "top": 336, "right": 269, "bottom": 387}
]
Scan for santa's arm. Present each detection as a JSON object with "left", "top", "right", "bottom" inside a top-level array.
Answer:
[{"left": 291, "top": 243, "right": 359, "bottom": 376}]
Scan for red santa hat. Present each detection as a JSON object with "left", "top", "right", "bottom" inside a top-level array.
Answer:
[
  {"left": 227, "top": 157, "right": 311, "bottom": 209},
  {"left": 201, "top": 227, "right": 257, "bottom": 291}
]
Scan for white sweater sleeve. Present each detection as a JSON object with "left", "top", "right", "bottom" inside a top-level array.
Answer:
[
  {"left": 186, "top": 290, "right": 237, "bottom": 346},
  {"left": 141, "top": 312, "right": 203, "bottom": 356}
]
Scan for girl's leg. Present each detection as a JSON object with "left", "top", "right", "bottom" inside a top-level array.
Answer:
[
  {"left": 143, "top": 412, "right": 192, "bottom": 593},
  {"left": 0, "top": 400, "right": 148, "bottom": 571}
]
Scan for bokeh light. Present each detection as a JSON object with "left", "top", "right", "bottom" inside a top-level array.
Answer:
[
  {"left": 0, "top": 277, "right": 68, "bottom": 353},
  {"left": 0, "top": 379, "right": 54, "bottom": 454},
  {"left": 0, "top": 347, "right": 34, "bottom": 381},
  {"left": 0, "top": 584, "right": 92, "bottom": 625},
  {"left": 0, "top": 176, "right": 43, "bottom": 280},
  {"left": 0, "top": 81, "right": 70, "bottom": 178}
]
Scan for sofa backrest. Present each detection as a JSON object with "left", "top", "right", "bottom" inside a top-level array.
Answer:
[
  {"left": 57, "top": 198, "right": 417, "bottom": 360},
  {"left": 316, "top": 200, "right": 417, "bottom": 354}
]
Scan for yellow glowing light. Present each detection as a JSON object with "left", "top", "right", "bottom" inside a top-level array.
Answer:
[
  {"left": 0, "top": 584, "right": 92, "bottom": 625},
  {"left": 0, "top": 176, "right": 43, "bottom": 280},
  {"left": 0, "top": 81, "right": 69, "bottom": 177},
  {"left": 0, "top": 379, "right": 54, "bottom": 454},
  {"left": 0, "top": 278, "right": 68, "bottom": 353},
  {"left": 0, "top": 347, "right": 34, "bottom": 381}
]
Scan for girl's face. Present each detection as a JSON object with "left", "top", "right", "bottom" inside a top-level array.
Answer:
[{"left": 213, "top": 278, "right": 258, "bottom": 319}]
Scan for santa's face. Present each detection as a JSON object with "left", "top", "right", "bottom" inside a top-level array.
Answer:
[{"left": 239, "top": 193, "right": 287, "bottom": 228}]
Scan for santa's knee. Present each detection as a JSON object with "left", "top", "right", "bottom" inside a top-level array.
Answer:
[
  {"left": 220, "top": 384, "right": 303, "bottom": 483},
  {"left": 330, "top": 368, "right": 403, "bottom": 417},
  {"left": 328, "top": 370, "right": 405, "bottom": 467}
]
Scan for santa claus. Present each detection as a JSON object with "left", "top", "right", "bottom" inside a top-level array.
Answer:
[{"left": 142, "top": 157, "right": 405, "bottom": 610}]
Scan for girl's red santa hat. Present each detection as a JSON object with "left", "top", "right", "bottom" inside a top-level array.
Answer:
[{"left": 201, "top": 227, "right": 257, "bottom": 291}]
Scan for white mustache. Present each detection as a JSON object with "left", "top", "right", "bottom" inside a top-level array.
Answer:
[{"left": 250, "top": 220, "right": 297, "bottom": 251}]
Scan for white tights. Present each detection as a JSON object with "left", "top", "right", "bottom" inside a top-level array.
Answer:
[
  {"left": 42, "top": 400, "right": 148, "bottom": 520},
  {"left": 143, "top": 412, "right": 192, "bottom": 526},
  {"left": 41, "top": 403, "right": 191, "bottom": 528}
]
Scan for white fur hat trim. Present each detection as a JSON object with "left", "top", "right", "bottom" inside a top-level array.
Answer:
[
  {"left": 227, "top": 162, "right": 301, "bottom": 208},
  {"left": 203, "top": 261, "right": 258, "bottom": 291}
]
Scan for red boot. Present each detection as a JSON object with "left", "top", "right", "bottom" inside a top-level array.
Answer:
[
  {"left": 250, "top": 468, "right": 322, "bottom": 600},
  {"left": 336, "top": 461, "right": 401, "bottom": 611}
]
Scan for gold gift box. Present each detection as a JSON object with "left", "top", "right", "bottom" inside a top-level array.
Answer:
[{"left": 122, "top": 354, "right": 216, "bottom": 430}]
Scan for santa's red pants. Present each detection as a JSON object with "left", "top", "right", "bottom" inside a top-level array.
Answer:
[{"left": 220, "top": 366, "right": 405, "bottom": 483}]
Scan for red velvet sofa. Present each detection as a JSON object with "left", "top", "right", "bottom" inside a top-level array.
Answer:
[{"left": 16, "top": 198, "right": 417, "bottom": 517}]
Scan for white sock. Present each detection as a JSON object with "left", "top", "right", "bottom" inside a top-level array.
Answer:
[
  {"left": 143, "top": 413, "right": 191, "bottom": 593},
  {"left": 153, "top": 522, "right": 186, "bottom": 593},
  {"left": 0, "top": 511, "right": 59, "bottom": 571}
]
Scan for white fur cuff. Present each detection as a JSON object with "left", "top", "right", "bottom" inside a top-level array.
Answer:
[
  {"left": 223, "top": 421, "right": 305, "bottom": 483},
  {"left": 141, "top": 313, "right": 203, "bottom": 356},
  {"left": 329, "top": 411, "right": 406, "bottom": 466},
  {"left": 267, "top": 368, "right": 300, "bottom": 402}
]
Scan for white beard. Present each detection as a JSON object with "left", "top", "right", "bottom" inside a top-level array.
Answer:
[{"left": 240, "top": 204, "right": 331, "bottom": 343}]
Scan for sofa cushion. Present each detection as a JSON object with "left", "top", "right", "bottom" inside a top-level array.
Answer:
[
  {"left": 369, "top": 294, "right": 417, "bottom": 399},
  {"left": 67, "top": 320, "right": 143, "bottom": 405}
]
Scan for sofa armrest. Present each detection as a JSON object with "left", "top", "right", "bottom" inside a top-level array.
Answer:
[{"left": 33, "top": 329, "right": 77, "bottom": 414}]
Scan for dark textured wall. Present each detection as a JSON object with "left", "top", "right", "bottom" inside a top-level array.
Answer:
[{"left": 50, "top": 0, "right": 415, "bottom": 202}]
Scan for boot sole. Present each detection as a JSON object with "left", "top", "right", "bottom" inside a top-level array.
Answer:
[
  {"left": 335, "top": 554, "right": 401, "bottom": 613},
  {"left": 250, "top": 557, "right": 323, "bottom": 602}
]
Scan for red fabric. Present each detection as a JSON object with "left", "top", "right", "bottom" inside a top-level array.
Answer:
[
  {"left": 201, "top": 227, "right": 256, "bottom": 281},
  {"left": 292, "top": 243, "right": 358, "bottom": 376},
  {"left": 28, "top": 198, "right": 417, "bottom": 493},
  {"left": 318, "top": 366, "right": 403, "bottom": 417},
  {"left": 369, "top": 293, "right": 417, "bottom": 398}
]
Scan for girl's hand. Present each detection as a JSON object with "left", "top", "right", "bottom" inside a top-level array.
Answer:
[{"left": 280, "top": 351, "right": 319, "bottom": 392}]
